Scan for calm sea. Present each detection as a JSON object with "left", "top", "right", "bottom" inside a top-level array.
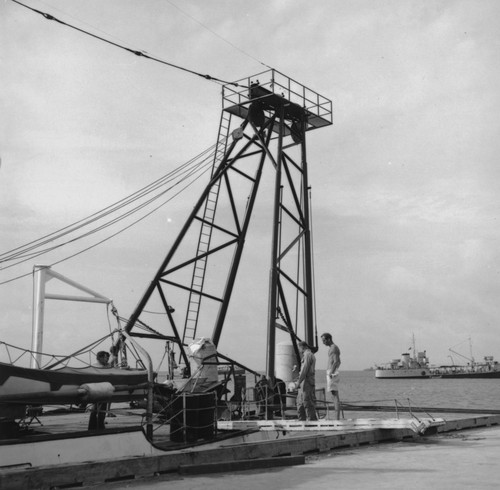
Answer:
[
  {"left": 163, "top": 369, "right": 500, "bottom": 411},
  {"left": 321, "top": 370, "right": 500, "bottom": 411}
]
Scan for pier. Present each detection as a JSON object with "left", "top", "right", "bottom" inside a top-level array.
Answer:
[{"left": 1, "top": 408, "right": 499, "bottom": 489}]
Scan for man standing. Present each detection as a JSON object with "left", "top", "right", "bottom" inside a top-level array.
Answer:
[
  {"left": 293, "top": 341, "right": 317, "bottom": 421},
  {"left": 321, "top": 332, "right": 341, "bottom": 420},
  {"left": 88, "top": 350, "right": 111, "bottom": 430}
]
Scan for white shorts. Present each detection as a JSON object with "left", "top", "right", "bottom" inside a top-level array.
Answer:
[{"left": 326, "top": 371, "right": 340, "bottom": 392}]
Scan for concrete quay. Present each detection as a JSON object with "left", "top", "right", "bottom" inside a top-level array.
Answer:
[
  {"left": 103, "top": 423, "right": 500, "bottom": 490},
  {"left": 1, "top": 412, "right": 499, "bottom": 489}
]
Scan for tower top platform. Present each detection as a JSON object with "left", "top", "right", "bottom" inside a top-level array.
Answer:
[{"left": 222, "top": 69, "right": 333, "bottom": 133}]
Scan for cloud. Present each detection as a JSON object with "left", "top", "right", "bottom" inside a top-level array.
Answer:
[{"left": 2, "top": 0, "right": 500, "bottom": 371}]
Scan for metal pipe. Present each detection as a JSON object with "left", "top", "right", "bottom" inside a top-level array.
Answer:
[
  {"left": 299, "top": 117, "right": 315, "bottom": 347},
  {"left": 31, "top": 265, "right": 48, "bottom": 368},
  {"left": 122, "top": 331, "right": 154, "bottom": 440},
  {"left": 266, "top": 104, "right": 285, "bottom": 381}
]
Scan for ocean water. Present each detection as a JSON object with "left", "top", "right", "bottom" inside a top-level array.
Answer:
[
  {"left": 164, "top": 369, "right": 500, "bottom": 411},
  {"left": 323, "top": 370, "right": 500, "bottom": 411}
]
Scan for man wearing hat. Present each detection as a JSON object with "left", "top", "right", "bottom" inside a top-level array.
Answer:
[{"left": 292, "top": 341, "right": 317, "bottom": 421}]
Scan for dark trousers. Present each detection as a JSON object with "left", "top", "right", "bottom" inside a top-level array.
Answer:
[
  {"left": 88, "top": 402, "right": 107, "bottom": 430},
  {"left": 296, "top": 385, "right": 317, "bottom": 421}
]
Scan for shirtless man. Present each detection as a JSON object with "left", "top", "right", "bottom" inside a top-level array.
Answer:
[{"left": 321, "top": 332, "right": 342, "bottom": 420}]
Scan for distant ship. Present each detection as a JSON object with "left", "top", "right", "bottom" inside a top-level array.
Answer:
[
  {"left": 431, "top": 338, "right": 500, "bottom": 378},
  {"left": 375, "top": 336, "right": 431, "bottom": 379},
  {"left": 432, "top": 355, "right": 500, "bottom": 378}
]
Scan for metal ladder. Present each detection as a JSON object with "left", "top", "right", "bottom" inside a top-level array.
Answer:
[{"left": 181, "top": 111, "right": 232, "bottom": 344}]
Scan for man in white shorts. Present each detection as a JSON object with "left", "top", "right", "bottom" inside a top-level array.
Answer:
[{"left": 321, "top": 332, "right": 341, "bottom": 420}]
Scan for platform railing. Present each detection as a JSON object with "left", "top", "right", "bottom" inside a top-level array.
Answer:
[{"left": 222, "top": 68, "right": 333, "bottom": 128}]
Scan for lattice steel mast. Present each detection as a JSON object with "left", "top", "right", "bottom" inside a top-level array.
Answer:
[{"left": 124, "top": 70, "right": 332, "bottom": 376}]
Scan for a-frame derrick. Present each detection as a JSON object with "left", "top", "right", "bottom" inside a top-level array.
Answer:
[
  {"left": 124, "top": 69, "right": 332, "bottom": 375},
  {"left": 124, "top": 114, "right": 276, "bottom": 366}
]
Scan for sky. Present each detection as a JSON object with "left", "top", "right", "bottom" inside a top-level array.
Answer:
[{"left": 1, "top": 0, "right": 500, "bottom": 372}]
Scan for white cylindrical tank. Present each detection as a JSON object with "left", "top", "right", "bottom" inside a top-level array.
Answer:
[
  {"left": 401, "top": 353, "right": 410, "bottom": 367},
  {"left": 276, "top": 341, "right": 296, "bottom": 383}
]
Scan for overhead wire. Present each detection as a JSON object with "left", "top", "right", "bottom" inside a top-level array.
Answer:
[
  {"left": 0, "top": 144, "right": 220, "bottom": 286},
  {"left": 0, "top": 144, "right": 217, "bottom": 264},
  {"left": 1, "top": 166, "right": 206, "bottom": 270},
  {"left": 11, "top": 0, "right": 242, "bottom": 87},
  {"left": 0, "top": 164, "right": 213, "bottom": 286},
  {"left": 3, "top": 1, "right": 266, "bottom": 283},
  {"left": 35, "top": 0, "right": 141, "bottom": 49},
  {"left": 3, "top": 1, "right": 273, "bottom": 275}
]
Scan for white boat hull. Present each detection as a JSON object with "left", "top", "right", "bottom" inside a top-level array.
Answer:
[
  {"left": 0, "top": 427, "right": 156, "bottom": 468},
  {"left": 375, "top": 368, "right": 431, "bottom": 379},
  {"left": 0, "top": 361, "right": 148, "bottom": 415}
]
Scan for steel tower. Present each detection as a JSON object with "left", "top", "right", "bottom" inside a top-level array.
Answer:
[{"left": 125, "top": 69, "right": 332, "bottom": 377}]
